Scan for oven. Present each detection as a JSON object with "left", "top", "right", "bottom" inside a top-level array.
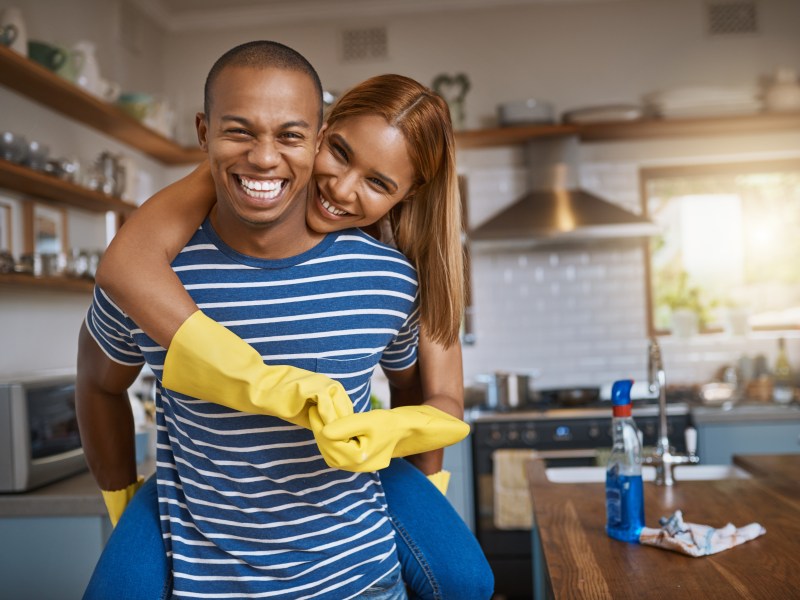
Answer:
[{"left": 470, "top": 390, "right": 691, "bottom": 600}]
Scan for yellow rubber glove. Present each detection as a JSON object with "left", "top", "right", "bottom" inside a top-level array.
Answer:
[
  {"left": 162, "top": 311, "right": 353, "bottom": 428},
  {"left": 309, "top": 405, "right": 470, "bottom": 472},
  {"left": 427, "top": 470, "right": 451, "bottom": 495},
  {"left": 101, "top": 475, "right": 144, "bottom": 527}
]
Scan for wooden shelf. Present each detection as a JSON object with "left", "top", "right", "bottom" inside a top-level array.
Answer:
[
  {"left": 454, "top": 111, "right": 800, "bottom": 149},
  {"left": 0, "top": 272, "right": 94, "bottom": 293},
  {"left": 455, "top": 123, "right": 579, "bottom": 148},
  {"left": 0, "top": 46, "right": 204, "bottom": 166},
  {"left": 0, "top": 159, "right": 136, "bottom": 214}
]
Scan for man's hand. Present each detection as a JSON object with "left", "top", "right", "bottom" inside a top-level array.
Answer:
[{"left": 308, "top": 405, "right": 470, "bottom": 472}]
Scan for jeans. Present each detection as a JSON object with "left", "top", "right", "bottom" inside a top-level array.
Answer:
[
  {"left": 361, "top": 565, "right": 408, "bottom": 600},
  {"left": 83, "top": 459, "right": 493, "bottom": 600}
]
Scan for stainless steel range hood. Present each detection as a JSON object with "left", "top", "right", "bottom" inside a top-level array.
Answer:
[{"left": 469, "top": 138, "right": 659, "bottom": 249}]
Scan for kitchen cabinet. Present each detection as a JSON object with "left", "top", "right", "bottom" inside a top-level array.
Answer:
[
  {"left": 442, "top": 435, "right": 474, "bottom": 531},
  {"left": 0, "top": 460, "right": 156, "bottom": 599},
  {"left": 455, "top": 110, "right": 800, "bottom": 149},
  {"left": 692, "top": 404, "right": 800, "bottom": 464}
]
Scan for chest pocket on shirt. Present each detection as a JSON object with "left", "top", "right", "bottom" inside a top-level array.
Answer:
[{"left": 315, "top": 352, "right": 382, "bottom": 413}]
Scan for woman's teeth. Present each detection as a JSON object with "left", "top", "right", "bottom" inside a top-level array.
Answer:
[
  {"left": 320, "top": 197, "right": 348, "bottom": 216},
  {"left": 239, "top": 176, "right": 283, "bottom": 199}
]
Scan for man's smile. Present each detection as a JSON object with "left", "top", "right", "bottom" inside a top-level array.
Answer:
[{"left": 237, "top": 175, "right": 286, "bottom": 200}]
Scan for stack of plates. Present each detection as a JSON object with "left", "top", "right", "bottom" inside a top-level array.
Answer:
[
  {"left": 561, "top": 104, "right": 644, "bottom": 124},
  {"left": 643, "top": 85, "right": 763, "bottom": 118}
]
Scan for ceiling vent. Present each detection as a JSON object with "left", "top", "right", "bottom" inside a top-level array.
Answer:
[
  {"left": 341, "top": 27, "right": 388, "bottom": 62},
  {"left": 707, "top": 1, "right": 758, "bottom": 36}
]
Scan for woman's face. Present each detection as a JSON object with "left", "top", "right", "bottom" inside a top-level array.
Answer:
[{"left": 306, "top": 114, "right": 417, "bottom": 233}]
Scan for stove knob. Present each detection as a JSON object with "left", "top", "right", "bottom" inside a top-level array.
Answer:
[
  {"left": 488, "top": 429, "right": 503, "bottom": 445},
  {"left": 588, "top": 425, "right": 601, "bottom": 439},
  {"left": 507, "top": 429, "right": 520, "bottom": 442},
  {"left": 522, "top": 428, "right": 537, "bottom": 443},
  {"left": 643, "top": 423, "right": 656, "bottom": 437}
]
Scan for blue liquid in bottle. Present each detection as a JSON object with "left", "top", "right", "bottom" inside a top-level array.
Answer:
[
  {"left": 605, "top": 379, "right": 645, "bottom": 543},
  {"left": 606, "top": 470, "right": 645, "bottom": 542}
]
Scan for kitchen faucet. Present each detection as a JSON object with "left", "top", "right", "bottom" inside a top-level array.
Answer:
[{"left": 644, "top": 338, "right": 699, "bottom": 485}]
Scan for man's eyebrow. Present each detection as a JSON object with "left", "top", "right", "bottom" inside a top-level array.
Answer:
[
  {"left": 219, "top": 116, "right": 312, "bottom": 129},
  {"left": 330, "top": 133, "right": 399, "bottom": 192}
]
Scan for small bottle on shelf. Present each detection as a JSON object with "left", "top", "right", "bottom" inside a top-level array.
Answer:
[
  {"left": 773, "top": 337, "right": 794, "bottom": 404},
  {"left": 605, "top": 379, "right": 645, "bottom": 543}
]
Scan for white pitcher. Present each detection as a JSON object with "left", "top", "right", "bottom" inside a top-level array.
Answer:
[
  {"left": 0, "top": 7, "right": 27, "bottom": 56},
  {"left": 72, "top": 40, "right": 102, "bottom": 98}
]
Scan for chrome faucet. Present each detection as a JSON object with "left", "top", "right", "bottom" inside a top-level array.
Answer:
[{"left": 644, "top": 338, "right": 699, "bottom": 485}]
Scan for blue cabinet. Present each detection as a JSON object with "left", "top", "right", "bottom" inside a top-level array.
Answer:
[
  {"left": 442, "top": 435, "right": 474, "bottom": 531},
  {"left": 693, "top": 406, "right": 800, "bottom": 464}
]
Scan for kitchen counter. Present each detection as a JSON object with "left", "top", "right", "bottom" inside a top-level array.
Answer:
[
  {"left": 690, "top": 402, "right": 800, "bottom": 424},
  {"left": 525, "top": 454, "right": 800, "bottom": 599},
  {"left": 0, "top": 459, "right": 155, "bottom": 518}
]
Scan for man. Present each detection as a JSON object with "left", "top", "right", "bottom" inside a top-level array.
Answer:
[{"left": 77, "top": 41, "right": 442, "bottom": 598}]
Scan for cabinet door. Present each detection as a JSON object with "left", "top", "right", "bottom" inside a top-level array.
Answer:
[
  {"left": 442, "top": 435, "right": 474, "bottom": 531},
  {"left": 697, "top": 422, "right": 800, "bottom": 464}
]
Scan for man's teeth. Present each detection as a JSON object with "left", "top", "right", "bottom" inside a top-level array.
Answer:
[
  {"left": 239, "top": 176, "right": 283, "bottom": 199},
  {"left": 320, "top": 197, "right": 348, "bottom": 216}
]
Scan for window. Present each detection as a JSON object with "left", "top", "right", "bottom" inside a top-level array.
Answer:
[{"left": 643, "top": 159, "right": 800, "bottom": 336}]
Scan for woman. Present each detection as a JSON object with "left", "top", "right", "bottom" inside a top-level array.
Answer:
[{"left": 86, "top": 74, "right": 492, "bottom": 599}]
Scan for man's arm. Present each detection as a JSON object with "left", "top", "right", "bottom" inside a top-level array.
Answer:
[
  {"left": 76, "top": 321, "right": 143, "bottom": 491},
  {"left": 385, "top": 329, "right": 464, "bottom": 475}
]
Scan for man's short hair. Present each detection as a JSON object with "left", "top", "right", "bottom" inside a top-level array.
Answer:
[{"left": 203, "top": 40, "right": 323, "bottom": 126}]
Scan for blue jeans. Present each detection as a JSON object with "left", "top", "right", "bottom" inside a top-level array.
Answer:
[{"left": 83, "top": 459, "right": 493, "bottom": 600}]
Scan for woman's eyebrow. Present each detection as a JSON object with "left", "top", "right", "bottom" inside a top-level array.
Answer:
[{"left": 331, "top": 133, "right": 399, "bottom": 192}]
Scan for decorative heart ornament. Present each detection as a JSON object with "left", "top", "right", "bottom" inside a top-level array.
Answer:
[
  {"left": 432, "top": 73, "right": 471, "bottom": 129},
  {"left": 432, "top": 73, "right": 471, "bottom": 103}
]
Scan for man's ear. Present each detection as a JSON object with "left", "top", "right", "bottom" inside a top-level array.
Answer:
[
  {"left": 315, "top": 123, "right": 328, "bottom": 155},
  {"left": 196, "top": 113, "right": 209, "bottom": 151}
]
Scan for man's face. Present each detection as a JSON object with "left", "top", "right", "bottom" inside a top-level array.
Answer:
[{"left": 197, "top": 66, "right": 321, "bottom": 251}]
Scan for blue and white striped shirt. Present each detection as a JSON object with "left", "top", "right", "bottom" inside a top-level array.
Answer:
[{"left": 86, "top": 221, "right": 419, "bottom": 599}]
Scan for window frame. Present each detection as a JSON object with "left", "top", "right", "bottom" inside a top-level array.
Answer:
[{"left": 640, "top": 157, "right": 800, "bottom": 337}]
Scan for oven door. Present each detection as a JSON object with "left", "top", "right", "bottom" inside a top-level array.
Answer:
[{"left": 472, "top": 419, "right": 610, "bottom": 600}]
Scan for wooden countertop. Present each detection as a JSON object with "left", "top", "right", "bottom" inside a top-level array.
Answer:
[{"left": 526, "top": 455, "right": 800, "bottom": 599}]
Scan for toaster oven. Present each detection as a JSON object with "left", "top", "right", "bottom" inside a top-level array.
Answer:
[{"left": 0, "top": 370, "right": 87, "bottom": 492}]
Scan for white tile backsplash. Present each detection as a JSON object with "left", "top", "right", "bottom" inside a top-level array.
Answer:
[{"left": 460, "top": 149, "right": 800, "bottom": 390}]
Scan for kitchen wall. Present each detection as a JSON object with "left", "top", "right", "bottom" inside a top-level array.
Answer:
[{"left": 2, "top": 0, "right": 800, "bottom": 384}]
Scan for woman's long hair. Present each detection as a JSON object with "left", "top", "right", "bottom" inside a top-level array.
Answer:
[{"left": 326, "top": 74, "right": 464, "bottom": 347}]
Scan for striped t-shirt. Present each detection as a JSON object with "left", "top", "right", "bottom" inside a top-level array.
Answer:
[{"left": 86, "top": 221, "right": 420, "bottom": 599}]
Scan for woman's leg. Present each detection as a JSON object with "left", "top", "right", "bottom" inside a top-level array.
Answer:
[
  {"left": 83, "top": 475, "right": 171, "bottom": 600},
  {"left": 380, "top": 458, "right": 494, "bottom": 600},
  {"left": 84, "top": 462, "right": 493, "bottom": 600}
]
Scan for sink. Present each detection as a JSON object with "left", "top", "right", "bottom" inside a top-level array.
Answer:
[{"left": 545, "top": 464, "right": 752, "bottom": 483}]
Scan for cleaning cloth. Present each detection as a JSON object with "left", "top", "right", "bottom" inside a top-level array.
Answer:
[{"left": 639, "top": 510, "right": 766, "bottom": 557}]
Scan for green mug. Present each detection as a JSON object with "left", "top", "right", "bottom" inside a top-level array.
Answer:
[
  {"left": 27, "top": 40, "right": 67, "bottom": 71},
  {"left": 0, "top": 23, "right": 17, "bottom": 47}
]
